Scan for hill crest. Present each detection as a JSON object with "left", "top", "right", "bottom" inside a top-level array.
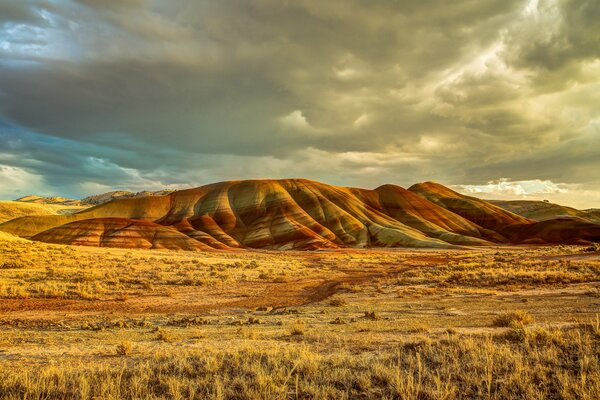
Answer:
[{"left": 2, "top": 179, "right": 599, "bottom": 250}]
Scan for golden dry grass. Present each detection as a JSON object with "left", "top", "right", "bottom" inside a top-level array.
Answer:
[
  {"left": 1, "top": 327, "right": 598, "bottom": 400},
  {"left": 0, "top": 201, "right": 85, "bottom": 224},
  {"left": 0, "top": 239, "right": 599, "bottom": 399}
]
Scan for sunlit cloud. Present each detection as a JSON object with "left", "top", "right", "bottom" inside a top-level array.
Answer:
[
  {"left": 453, "top": 179, "right": 600, "bottom": 209},
  {"left": 454, "top": 179, "right": 568, "bottom": 197}
]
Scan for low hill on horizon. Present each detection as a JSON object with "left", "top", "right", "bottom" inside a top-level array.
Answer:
[
  {"left": 0, "top": 201, "right": 86, "bottom": 224},
  {"left": 13, "top": 190, "right": 175, "bottom": 207},
  {"left": 491, "top": 199, "right": 600, "bottom": 224},
  {"left": 2, "top": 179, "right": 599, "bottom": 251}
]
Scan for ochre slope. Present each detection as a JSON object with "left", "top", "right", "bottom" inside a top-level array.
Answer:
[
  {"left": 31, "top": 218, "right": 210, "bottom": 251},
  {"left": 3, "top": 179, "right": 599, "bottom": 251},
  {"left": 159, "top": 179, "right": 452, "bottom": 250},
  {"left": 500, "top": 218, "right": 600, "bottom": 244},
  {"left": 0, "top": 231, "right": 27, "bottom": 242},
  {"left": 346, "top": 185, "right": 487, "bottom": 245},
  {"left": 0, "top": 201, "right": 85, "bottom": 224},
  {"left": 0, "top": 195, "right": 171, "bottom": 238},
  {"left": 408, "top": 182, "right": 531, "bottom": 232},
  {"left": 492, "top": 200, "right": 600, "bottom": 224}
]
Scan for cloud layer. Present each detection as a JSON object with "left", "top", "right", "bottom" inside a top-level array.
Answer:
[{"left": 0, "top": 0, "right": 599, "bottom": 207}]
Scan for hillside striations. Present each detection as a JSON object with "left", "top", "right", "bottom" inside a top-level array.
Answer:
[
  {"left": 408, "top": 182, "right": 531, "bottom": 231},
  {"left": 31, "top": 218, "right": 210, "bottom": 251},
  {"left": 1, "top": 179, "right": 599, "bottom": 250}
]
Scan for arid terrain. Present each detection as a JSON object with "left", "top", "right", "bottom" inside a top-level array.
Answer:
[
  {"left": 0, "top": 234, "right": 599, "bottom": 399},
  {"left": 1, "top": 180, "right": 599, "bottom": 399},
  {"left": 3, "top": 0, "right": 600, "bottom": 397}
]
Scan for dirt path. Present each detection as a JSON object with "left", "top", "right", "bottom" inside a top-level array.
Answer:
[
  {"left": 226, "top": 267, "right": 406, "bottom": 310},
  {"left": 0, "top": 262, "right": 423, "bottom": 319}
]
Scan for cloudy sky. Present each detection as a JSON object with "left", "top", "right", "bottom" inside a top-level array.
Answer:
[{"left": 0, "top": 0, "right": 599, "bottom": 208}]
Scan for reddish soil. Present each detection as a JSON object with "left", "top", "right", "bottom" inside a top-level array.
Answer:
[{"left": 0, "top": 255, "right": 441, "bottom": 318}]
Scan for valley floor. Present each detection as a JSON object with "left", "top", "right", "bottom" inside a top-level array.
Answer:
[{"left": 0, "top": 241, "right": 599, "bottom": 399}]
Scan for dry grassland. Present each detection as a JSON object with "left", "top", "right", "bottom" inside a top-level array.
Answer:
[{"left": 0, "top": 240, "right": 599, "bottom": 399}]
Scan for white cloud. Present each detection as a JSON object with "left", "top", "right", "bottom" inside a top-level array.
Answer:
[
  {"left": 352, "top": 113, "right": 369, "bottom": 128},
  {"left": 452, "top": 178, "right": 600, "bottom": 209},
  {"left": 279, "top": 110, "right": 311, "bottom": 131},
  {"left": 455, "top": 178, "right": 567, "bottom": 197}
]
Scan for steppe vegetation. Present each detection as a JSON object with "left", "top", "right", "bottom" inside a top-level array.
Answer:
[{"left": 0, "top": 239, "right": 599, "bottom": 399}]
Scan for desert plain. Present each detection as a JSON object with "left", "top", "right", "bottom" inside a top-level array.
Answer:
[{"left": 0, "top": 234, "right": 599, "bottom": 399}]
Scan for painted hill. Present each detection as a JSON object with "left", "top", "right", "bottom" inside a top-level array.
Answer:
[
  {"left": 408, "top": 182, "right": 531, "bottom": 232},
  {"left": 500, "top": 218, "right": 600, "bottom": 245},
  {"left": 355, "top": 185, "right": 503, "bottom": 244},
  {"left": 1, "top": 179, "right": 599, "bottom": 251},
  {"left": 32, "top": 218, "right": 209, "bottom": 251},
  {"left": 491, "top": 200, "right": 600, "bottom": 224},
  {"left": 0, "top": 201, "right": 86, "bottom": 224}
]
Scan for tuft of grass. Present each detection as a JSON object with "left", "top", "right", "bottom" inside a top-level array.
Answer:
[
  {"left": 583, "top": 243, "right": 600, "bottom": 253},
  {"left": 290, "top": 324, "right": 305, "bottom": 336},
  {"left": 115, "top": 341, "right": 133, "bottom": 356},
  {"left": 493, "top": 310, "right": 534, "bottom": 328}
]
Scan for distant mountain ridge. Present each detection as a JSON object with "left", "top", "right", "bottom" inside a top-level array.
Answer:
[
  {"left": 15, "top": 195, "right": 81, "bottom": 206},
  {"left": 2, "top": 179, "right": 599, "bottom": 251},
  {"left": 80, "top": 190, "right": 175, "bottom": 205},
  {"left": 15, "top": 190, "right": 175, "bottom": 207}
]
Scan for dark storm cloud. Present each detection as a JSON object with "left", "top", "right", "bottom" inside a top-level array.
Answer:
[
  {"left": 0, "top": 1, "right": 45, "bottom": 24},
  {"left": 0, "top": 0, "right": 599, "bottom": 206},
  {"left": 0, "top": 0, "right": 523, "bottom": 155},
  {"left": 504, "top": 0, "right": 600, "bottom": 71}
]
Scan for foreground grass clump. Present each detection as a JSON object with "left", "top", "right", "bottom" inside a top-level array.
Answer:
[
  {"left": 0, "top": 328, "right": 598, "bottom": 400},
  {"left": 583, "top": 243, "right": 600, "bottom": 253},
  {"left": 493, "top": 310, "right": 534, "bottom": 328},
  {"left": 115, "top": 341, "right": 133, "bottom": 356}
]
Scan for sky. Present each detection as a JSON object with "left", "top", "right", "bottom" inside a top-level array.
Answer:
[{"left": 0, "top": 0, "right": 599, "bottom": 208}]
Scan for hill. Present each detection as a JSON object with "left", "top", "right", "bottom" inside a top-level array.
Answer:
[
  {"left": 31, "top": 218, "right": 210, "bottom": 251},
  {"left": 15, "top": 195, "right": 80, "bottom": 205},
  {"left": 0, "top": 230, "right": 27, "bottom": 242},
  {"left": 408, "top": 182, "right": 531, "bottom": 231},
  {"left": 0, "top": 201, "right": 86, "bottom": 224},
  {"left": 491, "top": 200, "right": 600, "bottom": 223},
  {"left": 80, "top": 190, "right": 175, "bottom": 205},
  {"left": 15, "top": 190, "right": 176, "bottom": 207},
  {"left": 1, "top": 179, "right": 599, "bottom": 250}
]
